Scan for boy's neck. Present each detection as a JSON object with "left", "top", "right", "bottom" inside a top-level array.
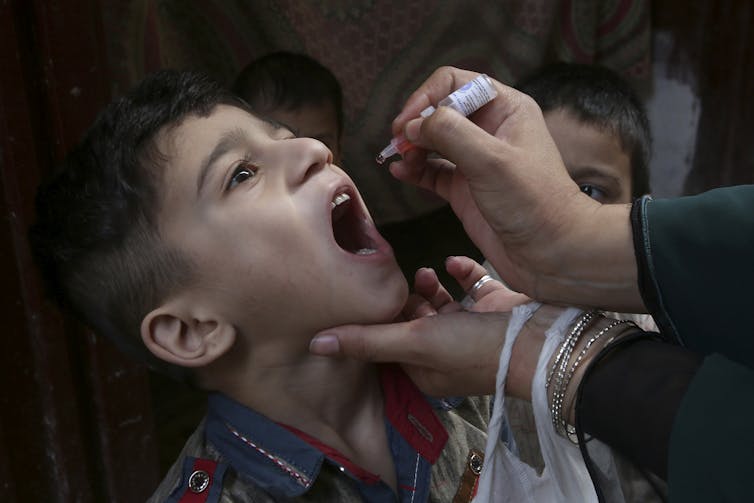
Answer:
[
  {"left": 229, "top": 354, "right": 381, "bottom": 430},
  {"left": 212, "top": 350, "right": 399, "bottom": 491}
]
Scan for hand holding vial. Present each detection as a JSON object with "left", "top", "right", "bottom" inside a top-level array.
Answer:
[
  {"left": 375, "top": 73, "right": 498, "bottom": 164},
  {"left": 382, "top": 66, "right": 610, "bottom": 304}
]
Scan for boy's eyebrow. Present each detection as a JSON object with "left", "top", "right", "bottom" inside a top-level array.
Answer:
[
  {"left": 258, "top": 115, "right": 296, "bottom": 137},
  {"left": 571, "top": 166, "right": 622, "bottom": 184},
  {"left": 196, "top": 127, "right": 247, "bottom": 195}
]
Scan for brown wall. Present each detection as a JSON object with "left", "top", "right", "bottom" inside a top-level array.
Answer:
[
  {"left": 0, "top": 1, "right": 159, "bottom": 501},
  {"left": 654, "top": 0, "right": 754, "bottom": 192}
]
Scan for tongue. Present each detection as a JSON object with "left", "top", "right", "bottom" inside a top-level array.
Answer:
[{"left": 333, "top": 213, "right": 375, "bottom": 254}]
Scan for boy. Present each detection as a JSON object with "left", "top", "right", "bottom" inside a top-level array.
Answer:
[
  {"left": 29, "top": 70, "right": 490, "bottom": 502},
  {"left": 233, "top": 51, "right": 344, "bottom": 164},
  {"left": 518, "top": 62, "right": 651, "bottom": 204},
  {"left": 480, "top": 62, "right": 662, "bottom": 501},
  {"left": 232, "top": 52, "right": 480, "bottom": 301}
]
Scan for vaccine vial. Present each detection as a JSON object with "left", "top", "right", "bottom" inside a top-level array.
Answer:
[{"left": 376, "top": 74, "right": 498, "bottom": 164}]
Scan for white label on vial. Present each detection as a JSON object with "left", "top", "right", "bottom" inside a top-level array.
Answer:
[{"left": 442, "top": 77, "right": 496, "bottom": 117}]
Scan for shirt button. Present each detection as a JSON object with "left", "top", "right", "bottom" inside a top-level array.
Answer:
[
  {"left": 188, "top": 469, "right": 211, "bottom": 493},
  {"left": 469, "top": 452, "right": 483, "bottom": 475}
]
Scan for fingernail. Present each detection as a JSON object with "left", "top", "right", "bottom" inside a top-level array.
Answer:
[
  {"left": 405, "top": 118, "right": 422, "bottom": 142},
  {"left": 309, "top": 334, "right": 340, "bottom": 355},
  {"left": 392, "top": 113, "right": 406, "bottom": 129}
]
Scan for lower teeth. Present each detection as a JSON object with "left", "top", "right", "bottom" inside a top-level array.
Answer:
[{"left": 356, "top": 248, "right": 377, "bottom": 255}]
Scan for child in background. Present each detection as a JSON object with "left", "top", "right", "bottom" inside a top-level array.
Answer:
[
  {"left": 30, "top": 70, "right": 492, "bottom": 502},
  {"left": 233, "top": 51, "right": 344, "bottom": 165},
  {"left": 518, "top": 62, "right": 651, "bottom": 205},
  {"left": 478, "top": 62, "right": 663, "bottom": 501}
]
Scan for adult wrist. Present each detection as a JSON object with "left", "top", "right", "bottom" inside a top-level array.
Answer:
[
  {"left": 546, "top": 312, "right": 639, "bottom": 442},
  {"left": 528, "top": 202, "right": 642, "bottom": 312},
  {"left": 505, "top": 304, "right": 563, "bottom": 400}
]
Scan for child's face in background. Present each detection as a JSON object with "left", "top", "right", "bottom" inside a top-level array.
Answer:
[
  {"left": 544, "top": 109, "right": 633, "bottom": 204},
  {"left": 155, "top": 105, "right": 406, "bottom": 342},
  {"left": 265, "top": 102, "right": 342, "bottom": 165}
]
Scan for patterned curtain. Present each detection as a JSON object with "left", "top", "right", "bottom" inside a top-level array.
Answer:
[{"left": 103, "top": 0, "right": 650, "bottom": 224}]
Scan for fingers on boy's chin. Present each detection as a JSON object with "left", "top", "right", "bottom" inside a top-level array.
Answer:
[
  {"left": 403, "top": 293, "right": 434, "bottom": 317},
  {"left": 444, "top": 256, "right": 471, "bottom": 276},
  {"left": 414, "top": 267, "right": 438, "bottom": 284},
  {"left": 437, "top": 302, "right": 463, "bottom": 314},
  {"left": 404, "top": 304, "right": 437, "bottom": 321}
]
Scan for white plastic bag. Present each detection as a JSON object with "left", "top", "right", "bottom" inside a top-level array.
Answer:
[{"left": 473, "top": 304, "right": 625, "bottom": 503}]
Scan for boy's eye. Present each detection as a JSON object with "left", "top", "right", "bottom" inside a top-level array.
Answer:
[
  {"left": 579, "top": 184, "right": 608, "bottom": 203},
  {"left": 227, "top": 161, "right": 258, "bottom": 190}
]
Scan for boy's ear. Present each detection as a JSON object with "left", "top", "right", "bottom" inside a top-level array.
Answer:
[{"left": 141, "top": 299, "right": 236, "bottom": 368}]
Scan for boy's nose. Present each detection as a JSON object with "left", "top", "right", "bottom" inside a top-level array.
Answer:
[{"left": 286, "top": 137, "right": 332, "bottom": 186}]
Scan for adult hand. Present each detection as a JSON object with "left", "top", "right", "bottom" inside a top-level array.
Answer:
[
  {"left": 311, "top": 311, "right": 508, "bottom": 397},
  {"left": 402, "top": 255, "right": 530, "bottom": 319},
  {"left": 387, "top": 67, "right": 641, "bottom": 311},
  {"left": 387, "top": 67, "right": 578, "bottom": 295},
  {"left": 311, "top": 257, "right": 546, "bottom": 398}
]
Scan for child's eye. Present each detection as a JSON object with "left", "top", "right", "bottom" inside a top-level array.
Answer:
[
  {"left": 227, "top": 161, "right": 258, "bottom": 190},
  {"left": 579, "top": 184, "right": 608, "bottom": 202}
]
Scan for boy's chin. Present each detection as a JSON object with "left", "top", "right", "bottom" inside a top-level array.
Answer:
[
  {"left": 346, "top": 285, "right": 408, "bottom": 326},
  {"left": 371, "top": 281, "right": 409, "bottom": 322},
  {"left": 323, "top": 276, "right": 408, "bottom": 327}
]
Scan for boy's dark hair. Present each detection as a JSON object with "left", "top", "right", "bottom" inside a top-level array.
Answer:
[
  {"left": 517, "top": 62, "right": 651, "bottom": 198},
  {"left": 232, "top": 51, "right": 343, "bottom": 137},
  {"left": 29, "top": 70, "right": 248, "bottom": 381}
]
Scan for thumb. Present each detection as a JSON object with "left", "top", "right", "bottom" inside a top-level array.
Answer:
[{"left": 310, "top": 322, "right": 420, "bottom": 363}]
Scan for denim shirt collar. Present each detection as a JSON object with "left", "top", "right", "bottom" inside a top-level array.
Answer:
[{"left": 204, "top": 365, "right": 449, "bottom": 500}]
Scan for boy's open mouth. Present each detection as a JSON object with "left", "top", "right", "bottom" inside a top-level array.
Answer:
[{"left": 330, "top": 190, "right": 377, "bottom": 255}]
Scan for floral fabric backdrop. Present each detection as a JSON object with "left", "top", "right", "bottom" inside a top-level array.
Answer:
[{"left": 103, "top": 0, "right": 650, "bottom": 224}]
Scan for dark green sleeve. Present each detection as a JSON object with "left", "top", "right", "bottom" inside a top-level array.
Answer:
[
  {"left": 627, "top": 185, "right": 754, "bottom": 500},
  {"left": 668, "top": 354, "right": 754, "bottom": 501},
  {"left": 633, "top": 185, "right": 754, "bottom": 368}
]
